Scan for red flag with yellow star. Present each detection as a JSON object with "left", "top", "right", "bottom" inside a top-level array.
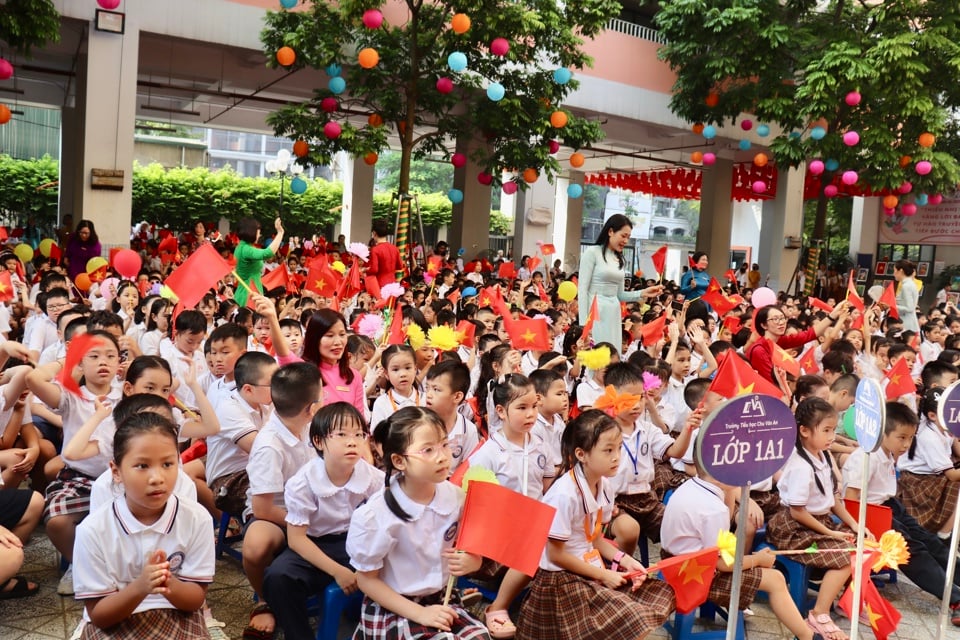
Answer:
[
  {"left": 640, "top": 314, "right": 667, "bottom": 347},
  {"left": 304, "top": 261, "right": 340, "bottom": 298},
  {"left": 846, "top": 270, "right": 864, "bottom": 312},
  {"left": 839, "top": 550, "right": 900, "bottom": 640},
  {"left": 771, "top": 340, "right": 801, "bottom": 377},
  {"left": 0, "top": 270, "right": 14, "bottom": 303},
  {"left": 708, "top": 351, "right": 782, "bottom": 399},
  {"left": 702, "top": 289, "right": 743, "bottom": 315},
  {"left": 581, "top": 296, "right": 599, "bottom": 344},
  {"left": 799, "top": 347, "right": 820, "bottom": 374},
  {"left": 656, "top": 548, "right": 718, "bottom": 614},
  {"left": 505, "top": 317, "right": 551, "bottom": 351},
  {"left": 884, "top": 356, "right": 915, "bottom": 400},
  {"left": 878, "top": 281, "right": 899, "bottom": 319},
  {"left": 808, "top": 297, "right": 834, "bottom": 314}
]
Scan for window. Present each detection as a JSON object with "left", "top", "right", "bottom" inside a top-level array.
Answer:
[
  {"left": 652, "top": 226, "right": 667, "bottom": 238},
  {"left": 671, "top": 228, "right": 685, "bottom": 237}
]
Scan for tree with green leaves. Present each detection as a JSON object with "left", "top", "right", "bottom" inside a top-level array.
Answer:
[
  {"left": 655, "top": 0, "right": 960, "bottom": 241},
  {"left": 0, "top": 0, "right": 60, "bottom": 55},
  {"left": 260, "top": 0, "right": 618, "bottom": 196}
]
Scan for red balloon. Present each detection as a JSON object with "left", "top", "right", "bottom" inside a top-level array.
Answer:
[
  {"left": 548, "top": 140, "right": 560, "bottom": 154},
  {"left": 477, "top": 172, "right": 493, "bottom": 185},
  {"left": 436, "top": 77, "right": 454, "bottom": 94},
  {"left": 98, "top": 0, "right": 121, "bottom": 8},
  {"left": 113, "top": 249, "right": 142, "bottom": 279},
  {"left": 321, "top": 97, "right": 338, "bottom": 113},
  {"left": 0, "top": 59, "right": 13, "bottom": 81},
  {"left": 451, "top": 153, "right": 467, "bottom": 168}
]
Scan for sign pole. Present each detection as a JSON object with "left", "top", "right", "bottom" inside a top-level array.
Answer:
[
  {"left": 936, "top": 381, "right": 960, "bottom": 639},
  {"left": 726, "top": 481, "right": 751, "bottom": 640},
  {"left": 848, "top": 458, "right": 869, "bottom": 640}
]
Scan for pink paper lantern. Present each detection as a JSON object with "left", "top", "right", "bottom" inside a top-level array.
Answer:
[
  {"left": 548, "top": 140, "right": 560, "bottom": 154},
  {"left": 362, "top": 9, "right": 383, "bottom": 29},
  {"left": 451, "top": 153, "right": 467, "bottom": 168},
  {"left": 883, "top": 207, "right": 896, "bottom": 216},
  {"left": 323, "top": 121, "right": 342, "bottom": 139},
  {"left": 321, "top": 97, "right": 338, "bottom": 113},
  {"left": 842, "top": 131, "right": 859, "bottom": 146},
  {"left": 809, "top": 160, "right": 825, "bottom": 175},
  {"left": 98, "top": 0, "right": 121, "bottom": 8},
  {"left": 752, "top": 180, "right": 767, "bottom": 193},
  {"left": 899, "top": 181, "right": 913, "bottom": 194},
  {"left": 930, "top": 194, "right": 943, "bottom": 205},
  {"left": 845, "top": 91, "right": 862, "bottom": 106},
  {"left": 702, "top": 152, "right": 716, "bottom": 165},
  {"left": 502, "top": 181, "right": 518, "bottom": 194},
  {"left": 477, "top": 172, "right": 493, "bottom": 185},
  {"left": 0, "top": 59, "right": 13, "bottom": 81},
  {"left": 915, "top": 160, "right": 933, "bottom": 175},
  {"left": 841, "top": 170, "right": 858, "bottom": 185},
  {"left": 824, "top": 185, "right": 839, "bottom": 197},
  {"left": 902, "top": 203, "right": 917, "bottom": 216},
  {"left": 436, "top": 77, "right": 454, "bottom": 94},
  {"left": 740, "top": 119, "right": 753, "bottom": 131},
  {"left": 490, "top": 38, "right": 510, "bottom": 57}
]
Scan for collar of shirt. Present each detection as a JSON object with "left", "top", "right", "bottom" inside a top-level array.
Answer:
[
  {"left": 388, "top": 478, "right": 458, "bottom": 521},
  {"left": 264, "top": 412, "right": 308, "bottom": 448},
  {"left": 572, "top": 462, "right": 609, "bottom": 514},
  {"left": 691, "top": 477, "right": 724, "bottom": 501},
  {"left": 311, "top": 459, "right": 378, "bottom": 498},
  {"left": 112, "top": 494, "right": 179, "bottom": 535}
]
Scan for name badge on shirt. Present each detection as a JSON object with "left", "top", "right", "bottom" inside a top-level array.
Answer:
[
  {"left": 582, "top": 549, "right": 604, "bottom": 570},
  {"left": 627, "top": 481, "right": 646, "bottom": 495}
]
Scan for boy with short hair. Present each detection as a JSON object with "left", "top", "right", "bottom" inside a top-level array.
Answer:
[
  {"left": 530, "top": 368, "right": 568, "bottom": 476},
  {"left": 842, "top": 401, "right": 960, "bottom": 626},
  {"left": 160, "top": 309, "right": 209, "bottom": 407},
  {"left": 206, "top": 322, "right": 249, "bottom": 410},
  {"left": 423, "top": 359, "right": 480, "bottom": 473}
]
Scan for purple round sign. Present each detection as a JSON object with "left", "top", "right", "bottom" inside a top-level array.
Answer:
[
  {"left": 937, "top": 381, "right": 960, "bottom": 438},
  {"left": 696, "top": 394, "right": 797, "bottom": 486}
]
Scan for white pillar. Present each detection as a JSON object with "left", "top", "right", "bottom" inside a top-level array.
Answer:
[
  {"left": 448, "top": 137, "right": 491, "bottom": 260},
  {"left": 850, "top": 196, "right": 881, "bottom": 256},
  {"left": 697, "top": 158, "right": 734, "bottom": 279},
  {"left": 759, "top": 165, "right": 806, "bottom": 292},
  {"left": 512, "top": 175, "right": 557, "bottom": 265},
  {"left": 340, "top": 155, "right": 375, "bottom": 245},
  {"left": 553, "top": 171, "right": 584, "bottom": 272}
]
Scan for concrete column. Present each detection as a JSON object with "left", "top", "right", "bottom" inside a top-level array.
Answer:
[
  {"left": 850, "top": 196, "right": 881, "bottom": 256},
  {"left": 759, "top": 165, "right": 806, "bottom": 292},
  {"left": 554, "top": 171, "right": 584, "bottom": 272},
  {"left": 59, "top": 107, "right": 83, "bottom": 224},
  {"left": 512, "top": 175, "right": 556, "bottom": 265},
  {"left": 448, "top": 138, "right": 492, "bottom": 261},
  {"left": 339, "top": 155, "right": 375, "bottom": 245},
  {"left": 75, "top": 23, "right": 140, "bottom": 249},
  {"left": 697, "top": 158, "right": 734, "bottom": 279}
]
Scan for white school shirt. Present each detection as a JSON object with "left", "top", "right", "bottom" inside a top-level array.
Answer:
[
  {"left": 467, "top": 430, "right": 553, "bottom": 499},
  {"left": 539, "top": 465, "right": 613, "bottom": 572},
  {"left": 609, "top": 421, "right": 675, "bottom": 496},
  {"left": 204, "top": 392, "right": 269, "bottom": 483},
  {"left": 661, "top": 477, "right": 729, "bottom": 556},
  {"left": 139, "top": 329, "right": 164, "bottom": 356},
  {"left": 520, "top": 351, "right": 538, "bottom": 376},
  {"left": 244, "top": 412, "right": 313, "bottom": 519},
  {"left": 672, "top": 426, "right": 698, "bottom": 473},
  {"left": 159, "top": 339, "right": 207, "bottom": 407},
  {"left": 447, "top": 412, "right": 480, "bottom": 474},
  {"left": 841, "top": 447, "right": 897, "bottom": 505},
  {"left": 897, "top": 418, "right": 955, "bottom": 475},
  {"left": 89, "top": 467, "right": 198, "bottom": 513},
  {"left": 26, "top": 314, "right": 57, "bottom": 354},
  {"left": 533, "top": 413, "right": 565, "bottom": 472},
  {"left": 919, "top": 340, "right": 942, "bottom": 366},
  {"left": 662, "top": 377, "right": 688, "bottom": 429},
  {"left": 777, "top": 448, "right": 837, "bottom": 515},
  {"left": 576, "top": 375, "right": 603, "bottom": 409},
  {"left": 370, "top": 388, "right": 422, "bottom": 432},
  {"left": 57, "top": 382, "right": 124, "bottom": 478},
  {"left": 74, "top": 495, "right": 215, "bottom": 620},
  {"left": 347, "top": 480, "right": 462, "bottom": 596},
  {"left": 284, "top": 458, "right": 384, "bottom": 537},
  {"left": 38, "top": 340, "right": 66, "bottom": 366},
  {"left": 205, "top": 376, "right": 237, "bottom": 413}
]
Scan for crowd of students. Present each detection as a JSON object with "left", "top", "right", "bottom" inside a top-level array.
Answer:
[{"left": 1, "top": 215, "right": 960, "bottom": 640}]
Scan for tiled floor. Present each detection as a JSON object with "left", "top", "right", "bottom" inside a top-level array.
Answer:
[{"left": 0, "top": 526, "right": 955, "bottom": 639}]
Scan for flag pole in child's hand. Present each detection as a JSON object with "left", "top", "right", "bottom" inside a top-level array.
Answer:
[{"left": 232, "top": 272, "right": 254, "bottom": 294}]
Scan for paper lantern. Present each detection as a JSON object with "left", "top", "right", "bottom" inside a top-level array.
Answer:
[
  {"left": 825, "top": 158, "right": 839, "bottom": 171},
  {"left": 752, "top": 180, "right": 767, "bottom": 193},
  {"left": 362, "top": 9, "right": 383, "bottom": 29},
  {"left": 930, "top": 194, "right": 943, "bottom": 205},
  {"left": 448, "top": 189, "right": 464, "bottom": 204},
  {"left": 321, "top": 97, "right": 338, "bottom": 113},
  {"left": 368, "top": 113, "right": 383, "bottom": 127},
  {"left": 363, "top": 152, "right": 378, "bottom": 166},
  {"left": 550, "top": 111, "right": 568, "bottom": 128},
  {"left": 13, "top": 243, "right": 31, "bottom": 263},
  {"left": 567, "top": 183, "right": 583, "bottom": 198},
  {"left": 702, "top": 125, "right": 716, "bottom": 139},
  {"left": 810, "top": 126, "right": 826, "bottom": 140},
  {"left": 841, "top": 170, "right": 858, "bottom": 185},
  {"left": 824, "top": 184, "right": 838, "bottom": 197},
  {"left": 553, "top": 68, "right": 571, "bottom": 85},
  {"left": 756, "top": 124, "right": 770, "bottom": 137},
  {"left": 477, "top": 172, "right": 493, "bottom": 185},
  {"left": 486, "top": 82, "right": 505, "bottom": 101},
  {"left": 292, "top": 140, "right": 309, "bottom": 158},
  {"left": 899, "top": 155, "right": 912, "bottom": 168},
  {"left": 75, "top": 272, "right": 92, "bottom": 292},
  {"left": 276, "top": 46, "right": 296, "bottom": 66},
  {"left": 902, "top": 203, "right": 917, "bottom": 216},
  {"left": 86, "top": 256, "right": 108, "bottom": 273},
  {"left": 325, "top": 63, "right": 342, "bottom": 77},
  {"left": 702, "top": 152, "right": 716, "bottom": 165},
  {"left": 919, "top": 132, "right": 935, "bottom": 148},
  {"left": 557, "top": 281, "right": 577, "bottom": 302},
  {"left": 569, "top": 152, "right": 585, "bottom": 168},
  {"left": 899, "top": 181, "right": 913, "bottom": 194},
  {"left": 448, "top": 52, "right": 468, "bottom": 72},
  {"left": 843, "top": 131, "right": 860, "bottom": 146},
  {"left": 0, "top": 59, "right": 13, "bottom": 81},
  {"left": 738, "top": 139, "right": 751, "bottom": 151},
  {"left": 915, "top": 160, "right": 932, "bottom": 175},
  {"left": 280, "top": 0, "right": 297, "bottom": 8},
  {"left": 882, "top": 195, "right": 899, "bottom": 209},
  {"left": 448, "top": 153, "right": 465, "bottom": 168},
  {"left": 436, "top": 77, "right": 454, "bottom": 94},
  {"left": 451, "top": 13, "right": 471, "bottom": 34},
  {"left": 690, "top": 151, "right": 703, "bottom": 164},
  {"left": 692, "top": 123, "right": 704, "bottom": 135},
  {"left": 548, "top": 140, "right": 560, "bottom": 154},
  {"left": 490, "top": 38, "right": 510, "bottom": 56},
  {"left": 328, "top": 77, "right": 346, "bottom": 94},
  {"left": 808, "top": 160, "right": 824, "bottom": 175},
  {"left": 38, "top": 238, "right": 55, "bottom": 257},
  {"left": 502, "top": 181, "right": 518, "bottom": 194},
  {"left": 113, "top": 249, "right": 141, "bottom": 279},
  {"left": 753, "top": 153, "right": 768, "bottom": 167},
  {"left": 98, "top": 0, "right": 121, "bottom": 8},
  {"left": 752, "top": 287, "right": 777, "bottom": 308},
  {"left": 705, "top": 92, "right": 719, "bottom": 107},
  {"left": 324, "top": 121, "right": 342, "bottom": 139},
  {"left": 358, "top": 48, "right": 379, "bottom": 69},
  {"left": 522, "top": 168, "right": 539, "bottom": 183},
  {"left": 845, "top": 91, "right": 861, "bottom": 106},
  {"left": 290, "top": 177, "right": 308, "bottom": 194},
  {"left": 740, "top": 119, "right": 753, "bottom": 131}
]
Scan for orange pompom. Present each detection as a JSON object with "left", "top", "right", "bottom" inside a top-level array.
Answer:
[
  {"left": 293, "top": 140, "right": 309, "bottom": 158},
  {"left": 569, "top": 152, "right": 585, "bottom": 168},
  {"left": 276, "top": 46, "right": 296, "bottom": 66}
]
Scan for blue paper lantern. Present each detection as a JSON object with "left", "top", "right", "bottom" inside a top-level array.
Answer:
[
  {"left": 917, "top": 193, "right": 929, "bottom": 206},
  {"left": 825, "top": 158, "right": 840, "bottom": 171},
  {"left": 738, "top": 139, "right": 751, "bottom": 151},
  {"left": 328, "top": 77, "right": 346, "bottom": 94},
  {"left": 325, "top": 63, "right": 342, "bottom": 77},
  {"left": 290, "top": 177, "right": 308, "bottom": 194},
  {"left": 447, "top": 52, "right": 468, "bottom": 72},
  {"left": 553, "top": 67, "right": 572, "bottom": 85},
  {"left": 788, "top": 131, "right": 802, "bottom": 139},
  {"left": 280, "top": 0, "right": 297, "bottom": 8},
  {"left": 756, "top": 124, "right": 770, "bottom": 137},
  {"left": 448, "top": 188, "right": 464, "bottom": 204},
  {"left": 810, "top": 126, "right": 827, "bottom": 140},
  {"left": 702, "top": 125, "right": 716, "bottom": 139},
  {"left": 567, "top": 183, "right": 583, "bottom": 199},
  {"left": 486, "top": 83, "right": 505, "bottom": 101}
]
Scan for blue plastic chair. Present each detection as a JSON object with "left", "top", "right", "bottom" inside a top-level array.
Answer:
[
  {"left": 756, "top": 542, "right": 812, "bottom": 615},
  {"left": 306, "top": 583, "right": 364, "bottom": 640},
  {"left": 215, "top": 511, "right": 243, "bottom": 561},
  {"left": 663, "top": 601, "right": 745, "bottom": 640}
]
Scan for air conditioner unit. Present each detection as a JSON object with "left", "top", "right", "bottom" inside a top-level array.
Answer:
[{"left": 784, "top": 236, "right": 803, "bottom": 249}]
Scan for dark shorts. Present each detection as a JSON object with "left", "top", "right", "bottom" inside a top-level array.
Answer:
[{"left": 0, "top": 488, "right": 35, "bottom": 529}]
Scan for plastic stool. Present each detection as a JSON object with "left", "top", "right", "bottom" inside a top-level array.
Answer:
[
  {"left": 215, "top": 512, "right": 243, "bottom": 561},
  {"left": 312, "top": 583, "right": 363, "bottom": 640},
  {"left": 757, "top": 543, "right": 812, "bottom": 615},
  {"left": 663, "top": 601, "right": 745, "bottom": 640}
]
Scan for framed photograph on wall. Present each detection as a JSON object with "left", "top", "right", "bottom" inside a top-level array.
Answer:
[
  {"left": 949, "top": 292, "right": 960, "bottom": 306},
  {"left": 856, "top": 268, "right": 869, "bottom": 283},
  {"left": 917, "top": 262, "right": 930, "bottom": 277},
  {"left": 875, "top": 262, "right": 887, "bottom": 276},
  {"left": 935, "top": 261, "right": 946, "bottom": 275}
]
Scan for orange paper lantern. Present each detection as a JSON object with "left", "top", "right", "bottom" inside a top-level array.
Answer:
[
  {"left": 899, "top": 155, "right": 912, "bottom": 168},
  {"left": 690, "top": 151, "right": 703, "bottom": 164},
  {"left": 919, "top": 132, "right": 936, "bottom": 148},
  {"left": 569, "top": 152, "right": 585, "bottom": 168},
  {"left": 276, "top": 46, "right": 296, "bottom": 66},
  {"left": 358, "top": 47, "right": 379, "bottom": 69},
  {"left": 451, "top": 13, "right": 471, "bottom": 34},
  {"left": 550, "top": 110, "right": 568, "bottom": 128},
  {"left": 293, "top": 140, "right": 309, "bottom": 157},
  {"left": 705, "top": 92, "right": 719, "bottom": 107},
  {"left": 368, "top": 113, "right": 383, "bottom": 127},
  {"left": 0, "top": 105, "right": 10, "bottom": 125},
  {"left": 882, "top": 195, "right": 899, "bottom": 209},
  {"left": 522, "top": 168, "right": 539, "bottom": 183},
  {"left": 692, "top": 123, "right": 704, "bottom": 135},
  {"left": 363, "top": 152, "right": 379, "bottom": 166},
  {"left": 753, "top": 153, "right": 768, "bottom": 167}
]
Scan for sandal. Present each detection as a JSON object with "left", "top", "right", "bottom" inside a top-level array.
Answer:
[
  {"left": 0, "top": 576, "right": 38, "bottom": 600},
  {"left": 242, "top": 603, "right": 275, "bottom": 640},
  {"left": 807, "top": 612, "right": 848, "bottom": 640},
  {"left": 485, "top": 608, "right": 517, "bottom": 639}
]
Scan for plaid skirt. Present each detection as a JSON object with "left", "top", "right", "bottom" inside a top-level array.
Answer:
[
  {"left": 44, "top": 466, "right": 94, "bottom": 522},
  {"left": 616, "top": 491, "right": 664, "bottom": 542},
  {"left": 80, "top": 608, "right": 209, "bottom": 640},
  {"left": 660, "top": 549, "right": 763, "bottom": 611},
  {"left": 515, "top": 569, "right": 675, "bottom": 640},
  {"left": 352, "top": 590, "right": 489, "bottom": 640},
  {"left": 766, "top": 508, "right": 852, "bottom": 569},
  {"left": 897, "top": 470, "right": 959, "bottom": 533},
  {"left": 652, "top": 461, "right": 689, "bottom": 501},
  {"left": 749, "top": 489, "right": 782, "bottom": 522}
]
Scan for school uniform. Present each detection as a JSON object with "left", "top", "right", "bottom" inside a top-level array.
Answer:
[
  {"left": 159, "top": 340, "right": 207, "bottom": 408},
  {"left": 533, "top": 413, "right": 565, "bottom": 473},
  {"left": 661, "top": 478, "right": 763, "bottom": 611},
  {"left": 347, "top": 480, "right": 489, "bottom": 639},
  {"left": 370, "top": 388, "right": 422, "bottom": 432},
  {"left": 520, "top": 350, "right": 539, "bottom": 376},
  {"left": 244, "top": 412, "right": 313, "bottom": 522},
  {"left": 514, "top": 466, "right": 675, "bottom": 640},
  {"left": 575, "top": 376, "right": 603, "bottom": 410},
  {"left": 842, "top": 447, "right": 960, "bottom": 605},
  {"left": 89, "top": 467, "right": 197, "bottom": 514},
  {"left": 447, "top": 412, "right": 481, "bottom": 474},
  {"left": 73, "top": 495, "right": 215, "bottom": 640},
  {"left": 139, "top": 328, "right": 164, "bottom": 356},
  {"left": 897, "top": 417, "right": 959, "bottom": 533},
  {"left": 662, "top": 377, "right": 689, "bottom": 431},
  {"left": 766, "top": 448, "right": 852, "bottom": 569},
  {"left": 26, "top": 313, "right": 57, "bottom": 355},
  {"left": 610, "top": 421, "right": 676, "bottom": 542},
  {"left": 467, "top": 431, "right": 553, "bottom": 499},
  {"left": 205, "top": 392, "right": 268, "bottom": 484},
  {"left": 264, "top": 459, "right": 384, "bottom": 640},
  {"left": 748, "top": 476, "right": 781, "bottom": 521},
  {"left": 38, "top": 339, "right": 66, "bottom": 366},
  {"left": 205, "top": 376, "right": 237, "bottom": 414}
]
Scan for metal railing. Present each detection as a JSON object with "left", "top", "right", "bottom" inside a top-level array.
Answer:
[{"left": 606, "top": 18, "right": 667, "bottom": 44}]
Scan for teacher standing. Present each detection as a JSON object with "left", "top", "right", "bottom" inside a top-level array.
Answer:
[
  {"left": 579, "top": 214, "right": 663, "bottom": 353},
  {"left": 893, "top": 259, "right": 920, "bottom": 332},
  {"left": 680, "top": 251, "right": 712, "bottom": 301},
  {"left": 233, "top": 216, "right": 285, "bottom": 307}
]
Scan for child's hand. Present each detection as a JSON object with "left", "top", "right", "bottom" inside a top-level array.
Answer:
[
  {"left": 136, "top": 550, "right": 171, "bottom": 596},
  {"left": 752, "top": 548, "right": 775, "bottom": 569},
  {"left": 417, "top": 604, "right": 458, "bottom": 632},
  {"left": 184, "top": 360, "right": 199, "bottom": 389},
  {"left": 599, "top": 568, "right": 627, "bottom": 590},
  {"left": 442, "top": 549, "right": 482, "bottom": 576},
  {"left": 667, "top": 322, "right": 680, "bottom": 343},
  {"left": 93, "top": 397, "right": 113, "bottom": 421},
  {"left": 334, "top": 567, "right": 358, "bottom": 595},
  {"left": 830, "top": 530, "right": 855, "bottom": 543}
]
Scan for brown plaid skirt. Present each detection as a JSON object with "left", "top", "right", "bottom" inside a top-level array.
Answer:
[
  {"left": 352, "top": 590, "right": 489, "bottom": 639},
  {"left": 80, "top": 608, "right": 209, "bottom": 640},
  {"left": 44, "top": 466, "right": 94, "bottom": 522},
  {"left": 749, "top": 489, "right": 782, "bottom": 522},
  {"left": 897, "top": 470, "right": 959, "bottom": 533},
  {"left": 659, "top": 549, "right": 763, "bottom": 611},
  {"left": 766, "top": 508, "right": 852, "bottom": 569},
  {"left": 515, "top": 569, "right": 675, "bottom": 640},
  {"left": 616, "top": 491, "right": 664, "bottom": 542},
  {"left": 652, "top": 461, "right": 689, "bottom": 501}
]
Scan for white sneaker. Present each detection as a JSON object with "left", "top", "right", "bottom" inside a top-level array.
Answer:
[
  {"left": 68, "top": 620, "right": 86, "bottom": 640},
  {"left": 57, "top": 566, "right": 74, "bottom": 596},
  {"left": 205, "top": 616, "right": 230, "bottom": 640}
]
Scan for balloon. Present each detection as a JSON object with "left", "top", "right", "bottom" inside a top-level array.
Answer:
[
  {"left": 567, "top": 183, "right": 583, "bottom": 198},
  {"left": 557, "top": 281, "right": 578, "bottom": 302},
  {"left": 362, "top": 9, "right": 383, "bottom": 28},
  {"left": 0, "top": 104, "right": 11, "bottom": 125},
  {"left": 325, "top": 63, "right": 342, "bottom": 77},
  {"left": 740, "top": 119, "right": 753, "bottom": 131},
  {"left": 74, "top": 273, "right": 92, "bottom": 292},
  {"left": 843, "top": 131, "right": 859, "bottom": 146},
  {"left": 447, "top": 189, "right": 464, "bottom": 204},
  {"left": 882, "top": 195, "right": 899, "bottom": 209},
  {"left": 324, "top": 121, "right": 342, "bottom": 139},
  {"left": 841, "top": 170, "right": 858, "bottom": 185},
  {"left": 752, "top": 180, "right": 767, "bottom": 194},
  {"left": 280, "top": 0, "right": 297, "bottom": 8},
  {"left": 808, "top": 160, "right": 824, "bottom": 175},
  {"left": 550, "top": 111, "right": 568, "bottom": 128},
  {"left": 38, "top": 238, "right": 55, "bottom": 257},
  {"left": 702, "top": 125, "right": 716, "bottom": 139},
  {"left": 825, "top": 158, "right": 839, "bottom": 171},
  {"left": 899, "top": 155, "right": 912, "bottom": 168},
  {"left": 357, "top": 48, "right": 379, "bottom": 69},
  {"left": 293, "top": 140, "right": 309, "bottom": 157},
  {"left": 86, "top": 256, "right": 108, "bottom": 273},
  {"left": 100, "top": 277, "right": 119, "bottom": 304},
  {"left": 486, "top": 82, "right": 505, "bottom": 101},
  {"left": 490, "top": 38, "right": 510, "bottom": 57},
  {"left": 363, "top": 152, "right": 378, "bottom": 166},
  {"left": 436, "top": 77, "right": 454, "bottom": 94},
  {"left": 919, "top": 132, "right": 935, "bottom": 148},
  {"left": 756, "top": 124, "right": 770, "bottom": 137},
  {"left": 930, "top": 194, "right": 943, "bottom": 205},
  {"left": 810, "top": 126, "right": 826, "bottom": 140},
  {"left": 0, "top": 59, "right": 13, "bottom": 81},
  {"left": 368, "top": 113, "right": 383, "bottom": 127},
  {"left": 553, "top": 68, "right": 572, "bottom": 84},
  {"left": 290, "top": 177, "right": 308, "bottom": 194},
  {"left": 692, "top": 123, "right": 705, "bottom": 135},
  {"left": 899, "top": 181, "right": 913, "bottom": 194},
  {"left": 451, "top": 13, "right": 471, "bottom": 34},
  {"left": 824, "top": 185, "right": 838, "bottom": 197},
  {"left": 522, "top": 168, "right": 538, "bottom": 183},
  {"left": 738, "top": 139, "right": 751, "bottom": 151},
  {"left": 477, "top": 172, "right": 493, "bottom": 185},
  {"left": 915, "top": 161, "right": 932, "bottom": 175},
  {"left": 462, "top": 287, "right": 477, "bottom": 298},
  {"left": 902, "top": 203, "right": 918, "bottom": 216},
  {"left": 702, "top": 152, "right": 716, "bottom": 165},
  {"left": 451, "top": 153, "right": 467, "bottom": 168},
  {"left": 502, "top": 181, "right": 518, "bottom": 195},
  {"left": 569, "top": 152, "right": 585, "bottom": 168},
  {"left": 690, "top": 151, "right": 703, "bottom": 164},
  {"left": 447, "top": 52, "right": 468, "bottom": 72},
  {"left": 548, "top": 140, "right": 560, "bottom": 154},
  {"left": 845, "top": 91, "right": 861, "bottom": 106},
  {"left": 916, "top": 193, "right": 929, "bottom": 206},
  {"left": 113, "top": 249, "right": 141, "bottom": 279},
  {"left": 705, "top": 92, "right": 719, "bottom": 107},
  {"left": 883, "top": 207, "right": 896, "bottom": 216},
  {"left": 98, "top": 0, "right": 121, "bottom": 8},
  {"left": 328, "top": 77, "right": 346, "bottom": 94},
  {"left": 276, "top": 46, "right": 296, "bottom": 66},
  {"left": 320, "top": 97, "right": 338, "bottom": 113},
  {"left": 752, "top": 287, "right": 777, "bottom": 308},
  {"left": 13, "top": 244, "right": 32, "bottom": 263}
]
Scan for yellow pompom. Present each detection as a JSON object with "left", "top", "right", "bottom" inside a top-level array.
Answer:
[
  {"left": 331, "top": 260, "right": 346, "bottom": 274},
  {"left": 577, "top": 346, "right": 611, "bottom": 371},
  {"left": 428, "top": 325, "right": 460, "bottom": 352},
  {"left": 406, "top": 323, "right": 426, "bottom": 350},
  {"left": 716, "top": 530, "right": 737, "bottom": 566},
  {"left": 869, "top": 530, "right": 910, "bottom": 571},
  {"left": 461, "top": 466, "right": 499, "bottom": 491}
]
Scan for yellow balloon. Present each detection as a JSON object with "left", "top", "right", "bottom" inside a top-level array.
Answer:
[
  {"left": 13, "top": 243, "right": 32, "bottom": 263},
  {"left": 331, "top": 260, "right": 346, "bottom": 274},
  {"left": 557, "top": 280, "right": 577, "bottom": 302},
  {"left": 86, "top": 256, "right": 108, "bottom": 273},
  {"left": 39, "top": 238, "right": 55, "bottom": 258}
]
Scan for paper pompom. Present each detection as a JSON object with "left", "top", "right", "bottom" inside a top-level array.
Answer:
[
  {"left": 717, "top": 530, "right": 737, "bottom": 566},
  {"left": 381, "top": 282, "right": 405, "bottom": 300},
  {"left": 577, "top": 346, "right": 611, "bottom": 371},
  {"left": 331, "top": 261, "right": 346, "bottom": 274},
  {"left": 428, "top": 325, "right": 461, "bottom": 352},
  {"left": 641, "top": 371, "right": 662, "bottom": 392},
  {"left": 348, "top": 242, "right": 370, "bottom": 262},
  {"left": 406, "top": 323, "right": 426, "bottom": 350},
  {"left": 357, "top": 314, "right": 384, "bottom": 340}
]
